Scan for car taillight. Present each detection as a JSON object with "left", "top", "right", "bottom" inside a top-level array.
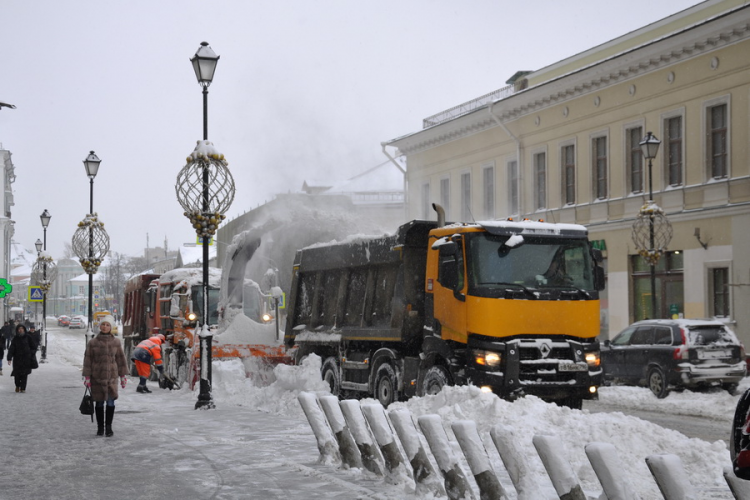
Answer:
[{"left": 673, "top": 328, "right": 689, "bottom": 360}]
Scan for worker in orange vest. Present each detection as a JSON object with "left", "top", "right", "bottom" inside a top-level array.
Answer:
[{"left": 131, "top": 334, "right": 165, "bottom": 393}]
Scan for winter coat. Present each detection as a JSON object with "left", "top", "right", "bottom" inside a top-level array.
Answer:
[
  {"left": 7, "top": 333, "right": 37, "bottom": 377},
  {"left": 82, "top": 333, "right": 128, "bottom": 402},
  {"left": 1, "top": 324, "right": 13, "bottom": 341}
]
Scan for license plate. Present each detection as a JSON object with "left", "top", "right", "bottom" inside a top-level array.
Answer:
[
  {"left": 558, "top": 363, "right": 587, "bottom": 372},
  {"left": 698, "top": 349, "right": 731, "bottom": 360}
]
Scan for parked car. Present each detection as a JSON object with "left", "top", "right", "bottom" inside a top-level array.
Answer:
[
  {"left": 57, "top": 315, "right": 70, "bottom": 327},
  {"left": 68, "top": 316, "right": 85, "bottom": 329},
  {"left": 601, "top": 319, "right": 746, "bottom": 398}
]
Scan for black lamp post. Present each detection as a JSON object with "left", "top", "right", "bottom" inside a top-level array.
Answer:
[
  {"left": 640, "top": 132, "right": 660, "bottom": 318},
  {"left": 192, "top": 41, "right": 219, "bottom": 410},
  {"left": 177, "top": 41, "right": 235, "bottom": 410},
  {"left": 40, "top": 209, "right": 51, "bottom": 361},
  {"left": 84, "top": 152, "right": 100, "bottom": 338},
  {"left": 34, "top": 239, "right": 42, "bottom": 328}
]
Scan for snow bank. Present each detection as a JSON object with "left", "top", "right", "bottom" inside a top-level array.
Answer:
[{"left": 215, "top": 312, "right": 278, "bottom": 345}]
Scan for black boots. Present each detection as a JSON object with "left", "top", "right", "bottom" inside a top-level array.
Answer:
[
  {"left": 105, "top": 406, "right": 115, "bottom": 437},
  {"left": 95, "top": 406, "right": 105, "bottom": 436},
  {"left": 136, "top": 385, "right": 151, "bottom": 393}
]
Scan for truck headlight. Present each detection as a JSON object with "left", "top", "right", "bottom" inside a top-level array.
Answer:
[
  {"left": 474, "top": 350, "right": 502, "bottom": 368},
  {"left": 186, "top": 311, "right": 198, "bottom": 322},
  {"left": 585, "top": 351, "right": 600, "bottom": 368}
]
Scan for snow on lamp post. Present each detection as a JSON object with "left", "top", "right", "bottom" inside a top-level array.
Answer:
[
  {"left": 631, "top": 132, "right": 672, "bottom": 319},
  {"left": 178, "top": 41, "right": 235, "bottom": 410},
  {"left": 72, "top": 151, "right": 109, "bottom": 342}
]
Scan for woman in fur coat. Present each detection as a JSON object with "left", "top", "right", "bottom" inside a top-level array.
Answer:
[
  {"left": 7, "top": 324, "right": 37, "bottom": 392},
  {"left": 82, "top": 315, "right": 128, "bottom": 437}
]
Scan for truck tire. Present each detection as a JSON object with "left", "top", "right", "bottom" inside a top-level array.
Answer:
[
  {"left": 422, "top": 365, "right": 449, "bottom": 396},
  {"left": 647, "top": 366, "right": 669, "bottom": 399},
  {"left": 321, "top": 357, "right": 341, "bottom": 397},
  {"left": 374, "top": 363, "right": 397, "bottom": 407}
]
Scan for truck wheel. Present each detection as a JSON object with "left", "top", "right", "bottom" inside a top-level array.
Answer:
[
  {"left": 374, "top": 363, "right": 397, "bottom": 407},
  {"left": 422, "top": 365, "right": 449, "bottom": 396},
  {"left": 731, "top": 388, "right": 750, "bottom": 461},
  {"left": 321, "top": 357, "right": 340, "bottom": 396},
  {"left": 647, "top": 366, "right": 669, "bottom": 399}
]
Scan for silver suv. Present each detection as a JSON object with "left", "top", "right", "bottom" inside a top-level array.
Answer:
[{"left": 601, "top": 319, "right": 746, "bottom": 398}]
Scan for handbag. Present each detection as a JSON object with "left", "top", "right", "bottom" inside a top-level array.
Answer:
[
  {"left": 79, "top": 388, "right": 94, "bottom": 422},
  {"left": 30, "top": 354, "right": 38, "bottom": 370}
]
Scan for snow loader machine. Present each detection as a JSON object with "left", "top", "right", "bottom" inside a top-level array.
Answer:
[
  {"left": 284, "top": 204, "right": 605, "bottom": 409},
  {"left": 122, "top": 267, "right": 287, "bottom": 390}
]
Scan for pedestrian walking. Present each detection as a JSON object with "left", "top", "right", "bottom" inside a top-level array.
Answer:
[
  {"left": 29, "top": 325, "right": 41, "bottom": 348},
  {"left": 2, "top": 321, "right": 13, "bottom": 349},
  {"left": 82, "top": 315, "right": 128, "bottom": 437},
  {"left": 131, "top": 334, "right": 165, "bottom": 393},
  {"left": 0, "top": 332, "right": 4, "bottom": 376},
  {"left": 6, "top": 324, "right": 38, "bottom": 392}
]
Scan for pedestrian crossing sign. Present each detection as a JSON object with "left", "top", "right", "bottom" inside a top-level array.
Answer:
[{"left": 28, "top": 286, "right": 43, "bottom": 302}]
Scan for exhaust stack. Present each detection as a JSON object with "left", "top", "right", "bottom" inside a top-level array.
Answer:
[{"left": 432, "top": 203, "right": 445, "bottom": 227}]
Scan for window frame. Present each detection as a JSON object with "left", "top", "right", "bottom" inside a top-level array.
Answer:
[
  {"left": 460, "top": 170, "right": 471, "bottom": 222},
  {"left": 592, "top": 134, "right": 609, "bottom": 200},
  {"left": 533, "top": 150, "right": 547, "bottom": 211},
  {"left": 560, "top": 141, "right": 576, "bottom": 206},
  {"left": 703, "top": 95, "right": 731, "bottom": 181},
  {"left": 420, "top": 182, "right": 431, "bottom": 219},
  {"left": 625, "top": 125, "right": 644, "bottom": 194},
  {"left": 661, "top": 109, "right": 685, "bottom": 188},
  {"left": 710, "top": 266, "right": 731, "bottom": 318},
  {"left": 507, "top": 159, "right": 519, "bottom": 216},
  {"left": 440, "top": 176, "right": 451, "bottom": 220},
  {"left": 481, "top": 162, "right": 495, "bottom": 219}
]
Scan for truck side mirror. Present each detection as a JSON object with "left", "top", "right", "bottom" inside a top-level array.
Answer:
[
  {"left": 438, "top": 241, "right": 458, "bottom": 257},
  {"left": 439, "top": 259, "right": 459, "bottom": 290},
  {"left": 594, "top": 265, "right": 605, "bottom": 291}
]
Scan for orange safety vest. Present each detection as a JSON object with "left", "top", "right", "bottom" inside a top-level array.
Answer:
[{"left": 135, "top": 338, "right": 163, "bottom": 366}]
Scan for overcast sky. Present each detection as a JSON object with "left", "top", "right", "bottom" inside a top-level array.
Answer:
[{"left": 0, "top": 0, "right": 702, "bottom": 260}]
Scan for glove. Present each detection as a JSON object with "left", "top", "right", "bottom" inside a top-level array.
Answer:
[
  {"left": 84, "top": 376, "right": 91, "bottom": 389},
  {"left": 120, "top": 376, "right": 127, "bottom": 389}
]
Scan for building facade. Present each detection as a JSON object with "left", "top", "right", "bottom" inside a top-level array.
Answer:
[
  {"left": 0, "top": 147, "right": 15, "bottom": 322},
  {"left": 385, "top": 0, "right": 750, "bottom": 344}
]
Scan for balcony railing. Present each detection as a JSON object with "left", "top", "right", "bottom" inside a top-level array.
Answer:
[{"left": 422, "top": 84, "right": 514, "bottom": 129}]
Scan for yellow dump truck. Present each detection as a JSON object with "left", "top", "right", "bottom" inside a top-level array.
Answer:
[{"left": 285, "top": 205, "right": 605, "bottom": 408}]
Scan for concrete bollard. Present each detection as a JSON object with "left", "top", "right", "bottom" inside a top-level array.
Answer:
[
  {"left": 584, "top": 442, "right": 639, "bottom": 500},
  {"left": 723, "top": 465, "right": 750, "bottom": 499},
  {"left": 452, "top": 420, "right": 506, "bottom": 500},
  {"left": 490, "top": 424, "right": 544, "bottom": 500},
  {"left": 418, "top": 414, "right": 476, "bottom": 500},
  {"left": 645, "top": 454, "right": 697, "bottom": 500},
  {"left": 339, "top": 399, "right": 385, "bottom": 476},
  {"left": 361, "top": 403, "right": 414, "bottom": 487},
  {"left": 532, "top": 435, "right": 586, "bottom": 500},
  {"left": 297, "top": 392, "right": 341, "bottom": 465},
  {"left": 388, "top": 408, "right": 445, "bottom": 497},
  {"left": 318, "top": 395, "right": 363, "bottom": 469}
]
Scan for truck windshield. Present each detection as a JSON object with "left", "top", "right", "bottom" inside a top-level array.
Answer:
[
  {"left": 466, "top": 233, "right": 595, "bottom": 292},
  {"left": 191, "top": 286, "right": 221, "bottom": 326}
]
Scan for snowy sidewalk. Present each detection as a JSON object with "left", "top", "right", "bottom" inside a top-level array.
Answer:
[{"left": 0, "top": 328, "right": 402, "bottom": 500}]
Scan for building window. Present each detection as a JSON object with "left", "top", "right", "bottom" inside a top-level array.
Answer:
[
  {"left": 712, "top": 267, "right": 730, "bottom": 317},
  {"left": 421, "top": 182, "right": 430, "bottom": 219},
  {"left": 593, "top": 136, "right": 607, "bottom": 199},
  {"left": 562, "top": 145, "right": 575, "bottom": 205},
  {"left": 79, "top": 285, "right": 85, "bottom": 294},
  {"left": 707, "top": 103, "right": 728, "bottom": 179},
  {"left": 665, "top": 116, "right": 683, "bottom": 186},
  {"left": 508, "top": 160, "right": 519, "bottom": 215},
  {"left": 482, "top": 165, "right": 495, "bottom": 219},
  {"left": 534, "top": 152, "right": 546, "bottom": 210},
  {"left": 461, "top": 172, "right": 471, "bottom": 221},
  {"left": 440, "top": 177, "right": 450, "bottom": 219},
  {"left": 627, "top": 126, "right": 643, "bottom": 193}
]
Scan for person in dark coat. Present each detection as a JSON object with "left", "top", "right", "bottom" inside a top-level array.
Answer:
[
  {"left": 82, "top": 315, "right": 128, "bottom": 437},
  {"left": 7, "top": 324, "right": 37, "bottom": 392},
  {"left": 29, "top": 325, "right": 41, "bottom": 348},
  {"left": 2, "top": 321, "right": 13, "bottom": 349}
]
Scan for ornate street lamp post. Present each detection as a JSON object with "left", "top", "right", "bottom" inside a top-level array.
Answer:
[
  {"left": 72, "top": 151, "right": 110, "bottom": 342},
  {"left": 631, "top": 132, "right": 673, "bottom": 319},
  {"left": 40, "top": 210, "right": 52, "bottom": 360},
  {"left": 177, "top": 41, "right": 235, "bottom": 409}
]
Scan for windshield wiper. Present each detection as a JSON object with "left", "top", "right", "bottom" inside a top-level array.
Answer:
[
  {"left": 554, "top": 286, "right": 592, "bottom": 299},
  {"left": 481, "top": 282, "right": 536, "bottom": 299}
]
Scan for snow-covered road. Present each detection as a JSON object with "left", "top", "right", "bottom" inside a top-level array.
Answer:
[{"left": 0, "top": 325, "right": 743, "bottom": 499}]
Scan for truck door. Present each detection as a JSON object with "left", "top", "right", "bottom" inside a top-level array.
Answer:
[{"left": 432, "top": 239, "right": 468, "bottom": 344}]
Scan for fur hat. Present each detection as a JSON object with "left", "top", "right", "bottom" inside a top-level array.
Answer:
[{"left": 99, "top": 315, "right": 115, "bottom": 328}]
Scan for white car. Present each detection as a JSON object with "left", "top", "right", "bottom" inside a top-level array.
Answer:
[{"left": 68, "top": 317, "right": 85, "bottom": 329}]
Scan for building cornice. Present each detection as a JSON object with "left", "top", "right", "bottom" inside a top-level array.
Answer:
[{"left": 388, "top": 6, "right": 750, "bottom": 155}]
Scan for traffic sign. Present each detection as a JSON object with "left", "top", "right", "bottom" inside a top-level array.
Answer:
[
  {"left": 0, "top": 278, "right": 12, "bottom": 298},
  {"left": 28, "top": 286, "right": 43, "bottom": 302}
]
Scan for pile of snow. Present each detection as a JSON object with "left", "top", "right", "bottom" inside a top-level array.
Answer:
[{"left": 216, "top": 313, "right": 278, "bottom": 345}]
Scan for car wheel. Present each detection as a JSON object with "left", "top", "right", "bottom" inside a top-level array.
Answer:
[
  {"left": 648, "top": 367, "right": 669, "bottom": 399},
  {"left": 321, "top": 357, "right": 340, "bottom": 397},
  {"left": 731, "top": 388, "right": 750, "bottom": 461},
  {"left": 374, "top": 363, "right": 397, "bottom": 407},
  {"left": 421, "top": 365, "right": 450, "bottom": 396}
]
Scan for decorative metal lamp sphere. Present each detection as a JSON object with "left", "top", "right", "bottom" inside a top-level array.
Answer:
[
  {"left": 71, "top": 213, "right": 110, "bottom": 274},
  {"left": 631, "top": 203, "right": 673, "bottom": 266},
  {"left": 175, "top": 140, "right": 235, "bottom": 238},
  {"left": 31, "top": 254, "right": 58, "bottom": 292}
]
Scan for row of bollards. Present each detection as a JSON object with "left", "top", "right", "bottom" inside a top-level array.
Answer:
[{"left": 298, "top": 392, "right": 750, "bottom": 499}]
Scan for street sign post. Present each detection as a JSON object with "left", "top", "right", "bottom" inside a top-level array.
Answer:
[{"left": 28, "top": 286, "right": 44, "bottom": 302}]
